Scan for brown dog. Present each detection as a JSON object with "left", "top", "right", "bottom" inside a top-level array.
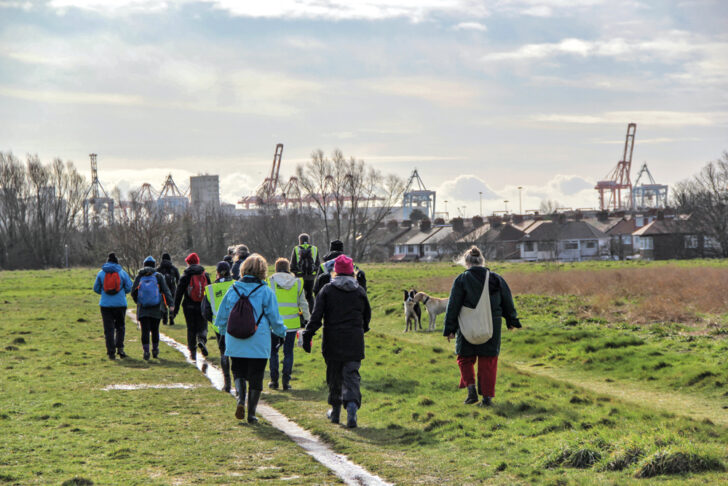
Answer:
[{"left": 413, "top": 292, "right": 449, "bottom": 331}]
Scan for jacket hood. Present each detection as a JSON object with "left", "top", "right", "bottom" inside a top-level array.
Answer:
[
  {"left": 138, "top": 267, "right": 156, "bottom": 277},
  {"left": 102, "top": 262, "right": 123, "bottom": 273},
  {"left": 331, "top": 275, "right": 359, "bottom": 292},
  {"left": 184, "top": 264, "right": 205, "bottom": 276},
  {"left": 322, "top": 250, "right": 344, "bottom": 262},
  {"left": 158, "top": 259, "right": 175, "bottom": 270},
  {"left": 270, "top": 272, "right": 298, "bottom": 290}
]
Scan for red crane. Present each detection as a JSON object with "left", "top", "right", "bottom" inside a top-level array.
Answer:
[{"left": 595, "top": 123, "right": 636, "bottom": 211}]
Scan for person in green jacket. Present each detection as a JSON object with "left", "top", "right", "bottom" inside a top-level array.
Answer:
[
  {"left": 202, "top": 261, "right": 235, "bottom": 392},
  {"left": 443, "top": 246, "right": 521, "bottom": 407}
]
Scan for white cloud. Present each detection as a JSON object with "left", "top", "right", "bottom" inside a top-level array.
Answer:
[
  {"left": 438, "top": 175, "right": 501, "bottom": 202},
  {"left": 362, "top": 76, "right": 480, "bottom": 107},
  {"left": 0, "top": 85, "right": 146, "bottom": 106},
  {"left": 453, "top": 21, "right": 487, "bottom": 31},
  {"left": 0, "top": 1, "right": 32, "bottom": 10},
  {"left": 532, "top": 110, "right": 728, "bottom": 127}
]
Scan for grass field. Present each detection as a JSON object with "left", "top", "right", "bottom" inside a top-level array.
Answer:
[{"left": 2, "top": 261, "right": 727, "bottom": 485}]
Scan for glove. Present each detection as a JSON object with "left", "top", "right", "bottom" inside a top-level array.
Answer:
[
  {"left": 274, "top": 335, "right": 285, "bottom": 351},
  {"left": 507, "top": 318, "right": 522, "bottom": 329},
  {"left": 302, "top": 333, "right": 312, "bottom": 353}
]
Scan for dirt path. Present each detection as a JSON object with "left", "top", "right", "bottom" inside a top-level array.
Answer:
[
  {"left": 509, "top": 360, "right": 728, "bottom": 427},
  {"left": 127, "top": 310, "right": 392, "bottom": 486}
]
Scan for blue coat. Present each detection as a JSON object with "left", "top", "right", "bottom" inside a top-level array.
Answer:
[
  {"left": 215, "top": 276, "right": 286, "bottom": 359},
  {"left": 93, "top": 262, "right": 133, "bottom": 308}
]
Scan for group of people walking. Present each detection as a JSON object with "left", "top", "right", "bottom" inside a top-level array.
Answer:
[{"left": 92, "top": 236, "right": 519, "bottom": 427}]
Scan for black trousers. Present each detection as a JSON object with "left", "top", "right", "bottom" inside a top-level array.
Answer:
[
  {"left": 183, "top": 307, "right": 207, "bottom": 353},
  {"left": 139, "top": 317, "right": 161, "bottom": 348},
  {"left": 100, "top": 306, "right": 126, "bottom": 356},
  {"left": 230, "top": 357, "right": 267, "bottom": 391},
  {"left": 215, "top": 332, "right": 230, "bottom": 380},
  {"left": 326, "top": 360, "right": 362, "bottom": 408},
  {"left": 303, "top": 279, "right": 314, "bottom": 312}
]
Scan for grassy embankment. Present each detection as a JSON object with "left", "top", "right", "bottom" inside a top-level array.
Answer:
[{"left": 2, "top": 262, "right": 727, "bottom": 485}]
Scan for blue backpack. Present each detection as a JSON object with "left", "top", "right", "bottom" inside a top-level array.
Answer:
[{"left": 138, "top": 274, "right": 161, "bottom": 307}]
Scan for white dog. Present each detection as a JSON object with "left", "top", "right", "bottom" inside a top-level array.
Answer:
[{"left": 413, "top": 292, "right": 449, "bottom": 331}]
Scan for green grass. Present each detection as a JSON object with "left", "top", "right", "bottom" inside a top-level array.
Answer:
[{"left": 2, "top": 262, "right": 728, "bottom": 485}]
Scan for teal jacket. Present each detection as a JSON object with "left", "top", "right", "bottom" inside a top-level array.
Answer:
[
  {"left": 93, "top": 262, "right": 133, "bottom": 308},
  {"left": 443, "top": 266, "right": 520, "bottom": 357},
  {"left": 214, "top": 275, "right": 286, "bottom": 359}
]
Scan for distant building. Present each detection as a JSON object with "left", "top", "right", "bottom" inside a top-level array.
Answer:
[{"left": 190, "top": 175, "right": 220, "bottom": 208}]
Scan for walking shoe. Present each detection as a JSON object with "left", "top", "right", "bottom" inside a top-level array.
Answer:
[
  {"left": 152, "top": 349, "right": 159, "bottom": 359},
  {"left": 198, "top": 342, "right": 208, "bottom": 357},
  {"left": 346, "top": 402, "right": 358, "bottom": 428},
  {"left": 247, "top": 389, "right": 261, "bottom": 424},
  {"left": 464, "top": 384, "right": 478, "bottom": 405},
  {"left": 117, "top": 349, "right": 127, "bottom": 359},
  {"left": 235, "top": 404, "right": 245, "bottom": 420},
  {"left": 327, "top": 405, "right": 341, "bottom": 424},
  {"left": 282, "top": 380, "right": 291, "bottom": 391},
  {"left": 189, "top": 351, "right": 197, "bottom": 361},
  {"left": 108, "top": 354, "right": 116, "bottom": 360},
  {"left": 268, "top": 380, "right": 279, "bottom": 390},
  {"left": 143, "top": 351, "right": 150, "bottom": 361},
  {"left": 478, "top": 397, "right": 493, "bottom": 407}
]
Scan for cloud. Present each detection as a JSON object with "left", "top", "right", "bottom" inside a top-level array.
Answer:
[
  {"left": 438, "top": 175, "right": 501, "bottom": 202},
  {"left": 453, "top": 21, "right": 486, "bottom": 31},
  {"left": 0, "top": 1, "right": 32, "bottom": 10},
  {"left": 46, "top": 0, "right": 490, "bottom": 21},
  {"left": 531, "top": 110, "right": 728, "bottom": 127},
  {"left": 362, "top": 76, "right": 480, "bottom": 107}
]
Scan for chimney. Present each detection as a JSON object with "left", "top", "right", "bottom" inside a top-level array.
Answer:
[
  {"left": 401, "top": 219, "right": 412, "bottom": 228},
  {"left": 451, "top": 217, "right": 465, "bottom": 232},
  {"left": 472, "top": 215, "right": 484, "bottom": 228},
  {"left": 488, "top": 216, "right": 503, "bottom": 227},
  {"left": 419, "top": 219, "right": 432, "bottom": 231},
  {"left": 597, "top": 210, "right": 608, "bottom": 222},
  {"left": 657, "top": 210, "right": 665, "bottom": 221}
]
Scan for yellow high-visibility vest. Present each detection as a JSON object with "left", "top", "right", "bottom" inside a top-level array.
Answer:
[
  {"left": 205, "top": 280, "right": 234, "bottom": 332},
  {"left": 268, "top": 277, "right": 303, "bottom": 330}
]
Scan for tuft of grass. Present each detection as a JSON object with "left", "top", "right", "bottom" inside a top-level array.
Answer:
[
  {"left": 61, "top": 478, "right": 94, "bottom": 486},
  {"left": 635, "top": 449, "right": 725, "bottom": 478},
  {"left": 602, "top": 446, "right": 644, "bottom": 471},
  {"left": 545, "top": 446, "right": 602, "bottom": 469}
]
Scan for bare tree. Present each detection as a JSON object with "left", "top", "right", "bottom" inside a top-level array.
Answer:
[
  {"left": 673, "top": 151, "right": 728, "bottom": 257},
  {"left": 539, "top": 199, "right": 562, "bottom": 215}
]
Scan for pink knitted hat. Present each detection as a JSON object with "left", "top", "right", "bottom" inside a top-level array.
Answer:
[{"left": 333, "top": 254, "right": 354, "bottom": 275}]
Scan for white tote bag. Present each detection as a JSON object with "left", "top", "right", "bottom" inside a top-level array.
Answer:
[{"left": 457, "top": 270, "right": 494, "bottom": 345}]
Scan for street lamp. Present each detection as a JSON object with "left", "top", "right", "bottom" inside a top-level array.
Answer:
[
  {"left": 479, "top": 191, "right": 483, "bottom": 216},
  {"left": 504, "top": 200, "right": 509, "bottom": 213},
  {"left": 444, "top": 200, "right": 448, "bottom": 216},
  {"left": 518, "top": 186, "right": 523, "bottom": 215}
]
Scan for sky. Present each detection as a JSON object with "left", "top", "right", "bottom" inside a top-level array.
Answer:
[{"left": 0, "top": 0, "right": 726, "bottom": 217}]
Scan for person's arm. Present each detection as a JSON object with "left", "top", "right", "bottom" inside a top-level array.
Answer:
[
  {"left": 304, "top": 289, "right": 326, "bottom": 337},
  {"left": 265, "top": 288, "right": 287, "bottom": 338},
  {"left": 130, "top": 274, "right": 140, "bottom": 303},
  {"left": 313, "top": 248, "right": 320, "bottom": 277},
  {"left": 205, "top": 273, "right": 211, "bottom": 284},
  {"left": 93, "top": 272, "right": 102, "bottom": 295},
  {"left": 158, "top": 274, "right": 173, "bottom": 310},
  {"left": 174, "top": 274, "right": 189, "bottom": 314},
  {"left": 357, "top": 269, "right": 367, "bottom": 291},
  {"left": 362, "top": 291, "right": 371, "bottom": 333},
  {"left": 443, "top": 276, "right": 464, "bottom": 337},
  {"left": 201, "top": 286, "right": 213, "bottom": 322},
  {"left": 290, "top": 248, "right": 299, "bottom": 275},
  {"left": 499, "top": 276, "right": 522, "bottom": 329},
  {"left": 122, "top": 271, "right": 133, "bottom": 294},
  {"left": 173, "top": 267, "right": 180, "bottom": 284},
  {"left": 297, "top": 280, "right": 311, "bottom": 322}
]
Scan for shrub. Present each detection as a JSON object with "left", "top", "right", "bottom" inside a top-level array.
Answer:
[
  {"left": 602, "top": 446, "right": 644, "bottom": 471},
  {"left": 634, "top": 449, "right": 725, "bottom": 478}
]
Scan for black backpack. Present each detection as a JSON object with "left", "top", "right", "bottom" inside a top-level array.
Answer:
[
  {"left": 227, "top": 284, "right": 264, "bottom": 339},
  {"left": 159, "top": 266, "right": 176, "bottom": 290},
  {"left": 299, "top": 246, "right": 314, "bottom": 276}
]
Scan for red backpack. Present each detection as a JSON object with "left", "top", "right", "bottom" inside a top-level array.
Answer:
[
  {"left": 227, "top": 284, "right": 264, "bottom": 339},
  {"left": 187, "top": 273, "right": 207, "bottom": 302},
  {"left": 103, "top": 271, "right": 121, "bottom": 295}
]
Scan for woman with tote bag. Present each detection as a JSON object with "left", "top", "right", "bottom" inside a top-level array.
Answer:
[{"left": 443, "top": 246, "right": 522, "bottom": 407}]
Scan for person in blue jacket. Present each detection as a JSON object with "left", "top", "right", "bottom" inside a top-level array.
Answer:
[
  {"left": 215, "top": 253, "right": 286, "bottom": 423},
  {"left": 93, "top": 253, "right": 133, "bottom": 360}
]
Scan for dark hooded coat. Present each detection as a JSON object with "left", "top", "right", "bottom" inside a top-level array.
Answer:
[
  {"left": 131, "top": 267, "right": 174, "bottom": 320},
  {"left": 173, "top": 264, "right": 211, "bottom": 314}
]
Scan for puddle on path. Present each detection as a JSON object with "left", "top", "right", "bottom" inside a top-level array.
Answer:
[
  {"left": 102, "top": 383, "right": 200, "bottom": 391},
  {"left": 126, "top": 310, "right": 392, "bottom": 486}
]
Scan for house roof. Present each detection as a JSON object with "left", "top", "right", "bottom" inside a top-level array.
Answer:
[
  {"left": 403, "top": 225, "right": 453, "bottom": 245},
  {"left": 632, "top": 218, "right": 694, "bottom": 236},
  {"left": 391, "top": 227, "right": 422, "bottom": 246},
  {"left": 523, "top": 220, "right": 608, "bottom": 241},
  {"left": 606, "top": 218, "right": 636, "bottom": 236}
]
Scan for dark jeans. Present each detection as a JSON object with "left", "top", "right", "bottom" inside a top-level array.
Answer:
[
  {"left": 183, "top": 307, "right": 207, "bottom": 354},
  {"left": 230, "top": 357, "right": 267, "bottom": 391},
  {"left": 326, "top": 360, "right": 361, "bottom": 408},
  {"left": 215, "top": 332, "right": 230, "bottom": 381},
  {"left": 269, "top": 331, "right": 296, "bottom": 383},
  {"left": 100, "top": 306, "right": 126, "bottom": 356},
  {"left": 162, "top": 305, "right": 176, "bottom": 325},
  {"left": 139, "top": 317, "right": 161, "bottom": 350},
  {"left": 303, "top": 279, "right": 314, "bottom": 312}
]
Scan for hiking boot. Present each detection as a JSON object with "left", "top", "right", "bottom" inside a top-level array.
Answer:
[
  {"left": 327, "top": 405, "right": 341, "bottom": 424},
  {"left": 143, "top": 351, "right": 150, "bottom": 361},
  {"left": 346, "top": 402, "right": 358, "bottom": 428},
  {"left": 235, "top": 404, "right": 245, "bottom": 420},
  {"left": 464, "top": 384, "right": 478, "bottom": 405},
  {"left": 247, "top": 389, "right": 261, "bottom": 424},
  {"left": 152, "top": 348, "right": 159, "bottom": 359},
  {"left": 117, "top": 349, "right": 127, "bottom": 359},
  {"left": 268, "top": 380, "right": 279, "bottom": 390},
  {"left": 478, "top": 397, "right": 493, "bottom": 407},
  {"left": 198, "top": 342, "right": 208, "bottom": 357},
  {"left": 282, "top": 379, "right": 291, "bottom": 391},
  {"left": 108, "top": 353, "right": 116, "bottom": 360},
  {"left": 189, "top": 349, "right": 197, "bottom": 361}
]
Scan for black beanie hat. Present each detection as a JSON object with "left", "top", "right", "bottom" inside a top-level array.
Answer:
[
  {"left": 162, "top": 253, "right": 171, "bottom": 261},
  {"left": 329, "top": 240, "right": 344, "bottom": 252},
  {"left": 107, "top": 252, "right": 119, "bottom": 264},
  {"left": 216, "top": 261, "right": 231, "bottom": 275}
]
